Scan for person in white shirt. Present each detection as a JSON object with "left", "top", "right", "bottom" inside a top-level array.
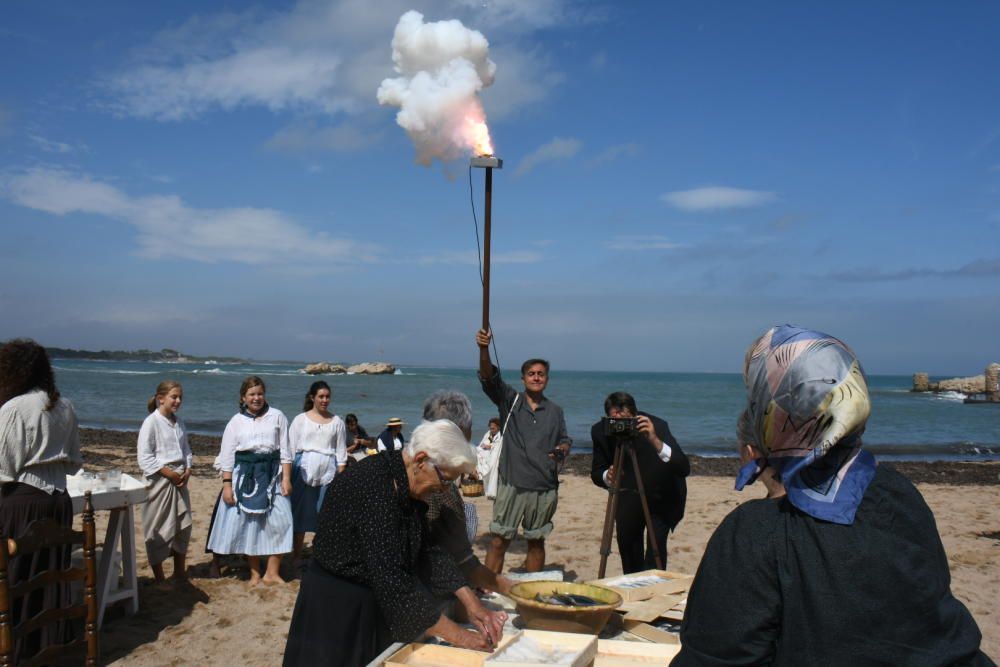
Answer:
[
  {"left": 476, "top": 416, "right": 502, "bottom": 485},
  {"left": 375, "top": 417, "right": 405, "bottom": 453},
  {"left": 206, "top": 376, "right": 294, "bottom": 585},
  {"left": 137, "top": 380, "right": 194, "bottom": 587},
  {"left": 0, "top": 339, "right": 82, "bottom": 662},
  {"left": 289, "top": 381, "right": 347, "bottom": 568}
]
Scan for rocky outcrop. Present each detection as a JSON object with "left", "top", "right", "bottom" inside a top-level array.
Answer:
[
  {"left": 347, "top": 362, "right": 396, "bottom": 375},
  {"left": 912, "top": 373, "right": 985, "bottom": 394},
  {"left": 300, "top": 361, "right": 396, "bottom": 375},
  {"left": 301, "top": 362, "right": 348, "bottom": 375}
]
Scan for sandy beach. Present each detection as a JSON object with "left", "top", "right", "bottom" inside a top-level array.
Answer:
[{"left": 74, "top": 428, "right": 1000, "bottom": 664}]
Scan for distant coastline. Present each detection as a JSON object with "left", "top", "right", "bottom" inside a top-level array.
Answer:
[{"left": 46, "top": 346, "right": 248, "bottom": 364}]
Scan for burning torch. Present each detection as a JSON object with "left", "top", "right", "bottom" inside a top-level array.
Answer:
[{"left": 470, "top": 154, "right": 503, "bottom": 368}]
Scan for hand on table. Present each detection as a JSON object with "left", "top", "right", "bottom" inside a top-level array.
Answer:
[{"left": 467, "top": 605, "right": 507, "bottom": 649}]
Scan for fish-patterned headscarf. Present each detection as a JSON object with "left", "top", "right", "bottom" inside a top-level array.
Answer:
[{"left": 735, "top": 325, "right": 877, "bottom": 525}]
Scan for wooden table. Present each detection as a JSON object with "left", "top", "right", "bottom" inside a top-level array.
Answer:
[{"left": 67, "top": 472, "right": 148, "bottom": 627}]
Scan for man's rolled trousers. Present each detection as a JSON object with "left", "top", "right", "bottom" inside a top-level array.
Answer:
[{"left": 590, "top": 411, "right": 689, "bottom": 573}]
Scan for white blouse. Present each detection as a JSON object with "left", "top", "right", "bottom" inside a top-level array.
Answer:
[
  {"left": 137, "top": 410, "right": 193, "bottom": 478},
  {"left": 214, "top": 408, "right": 292, "bottom": 473},
  {"left": 289, "top": 413, "right": 347, "bottom": 486},
  {"left": 0, "top": 390, "right": 82, "bottom": 494}
]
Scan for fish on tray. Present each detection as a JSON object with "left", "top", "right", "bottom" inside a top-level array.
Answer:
[{"left": 533, "top": 592, "right": 602, "bottom": 607}]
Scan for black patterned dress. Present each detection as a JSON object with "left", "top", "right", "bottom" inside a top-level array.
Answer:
[{"left": 283, "top": 453, "right": 464, "bottom": 666}]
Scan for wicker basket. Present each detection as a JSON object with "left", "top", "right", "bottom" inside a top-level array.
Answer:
[{"left": 460, "top": 476, "right": 484, "bottom": 497}]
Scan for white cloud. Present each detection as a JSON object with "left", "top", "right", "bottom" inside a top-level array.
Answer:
[
  {"left": 1, "top": 168, "right": 378, "bottom": 266},
  {"left": 586, "top": 142, "right": 638, "bottom": 168},
  {"left": 264, "top": 121, "right": 382, "bottom": 153},
  {"left": 417, "top": 249, "right": 542, "bottom": 265},
  {"left": 29, "top": 135, "right": 84, "bottom": 154},
  {"left": 661, "top": 186, "right": 776, "bottom": 211},
  {"left": 101, "top": 0, "right": 574, "bottom": 127},
  {"left": 605, "top": 235, "right": 683, "bottom": 251},
  {"left": 514, "top": 137, "right": 582, "bottom": 177}
]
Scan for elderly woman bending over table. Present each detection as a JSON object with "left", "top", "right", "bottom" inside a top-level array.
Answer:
[
  {"left": 283, "top": 419, "right": 499, "bottom": 666},
  {"left": 672, "top": 325, "right": 992, "bottom": 667}
]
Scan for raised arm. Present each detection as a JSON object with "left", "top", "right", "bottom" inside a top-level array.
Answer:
[{"left": 476, "top": 328, "right": 494, "bottom": 380}]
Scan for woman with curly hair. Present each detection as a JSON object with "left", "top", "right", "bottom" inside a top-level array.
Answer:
[{"left": 0, "top": 338, "right": 83, "bottom": 661}]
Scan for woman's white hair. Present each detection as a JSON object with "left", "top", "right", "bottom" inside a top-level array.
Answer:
[{"left": 404, "top": 419, "right": 476, "bottom": 474}]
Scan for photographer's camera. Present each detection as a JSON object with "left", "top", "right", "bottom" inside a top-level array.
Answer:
[{"left": 602, "top": 417, "right": 638, "bottom": 438}]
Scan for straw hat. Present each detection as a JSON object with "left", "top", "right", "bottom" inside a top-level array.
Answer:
[{"left": 386, "top": 417, "right": 405, "bottom": 428}]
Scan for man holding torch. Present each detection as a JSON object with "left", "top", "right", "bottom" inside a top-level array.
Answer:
[{"left": 476, "top": 328, "right": 571, "bottom": 573}]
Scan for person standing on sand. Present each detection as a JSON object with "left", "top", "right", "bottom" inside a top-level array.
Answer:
[
  {"left": 475, "top": 329, "right": 571, "bottom": 574},
  {"left": 375, "top": 417, "right": 405, "bottom": 453},
  {"left": 0, "top": 338, "right": 82, "bottom": 662},
  {"left": 207, "top": 376, "right": 293, "bottom": 585},
  {"left": 289, "top": 381, "right": 347, "bottom": 568},
  {"left": 137, "top": 380, "right": 193, "bottom": 587},
  {"left": 590, "top": 391, "right": 689, "bottom": 573}
]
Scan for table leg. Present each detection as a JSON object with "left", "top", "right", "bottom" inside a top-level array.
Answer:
[
  {"left": 96, "top": 508, "right": 124, "bottom": 628},
  {"left": 120, "top": 505, "right": 139, "bottom": 614}
]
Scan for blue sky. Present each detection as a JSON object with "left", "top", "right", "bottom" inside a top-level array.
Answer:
[{"left": 1, "top": 1, "right": 998, "bottom": 374}]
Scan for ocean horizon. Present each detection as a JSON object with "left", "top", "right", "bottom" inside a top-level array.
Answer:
[{"left": 51, "top": 357, "right": 1000, "bottom": 461}]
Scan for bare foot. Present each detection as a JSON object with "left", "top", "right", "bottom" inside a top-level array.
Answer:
[
  {"left": 154, "top": 579, "right": 173, "bottom": 591},
  {"left": 261, "top": 573, "right": 286, "bottom": 585},
  {"left": 208, "top": 561, "right": 222, "bottom": 579},
  {"left": 249, "top": 571, "right": 263, "bottom": 586}
]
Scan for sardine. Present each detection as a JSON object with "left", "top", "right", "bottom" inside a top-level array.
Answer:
[{"left": 533, "top": 592, "right": 602, "bottom": 607}]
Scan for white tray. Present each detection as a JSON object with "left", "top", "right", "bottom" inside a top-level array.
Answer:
[{"left": 66, "top": 472, "right": 148, "bottom": 512}]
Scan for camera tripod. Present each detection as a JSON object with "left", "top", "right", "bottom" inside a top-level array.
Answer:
[{"left": 597, "top": 437, "right": 664, "bottom": 578}]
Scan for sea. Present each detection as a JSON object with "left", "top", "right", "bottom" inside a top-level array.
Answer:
[{"left": 51, "top": 358, "right": 1000, "bottom": 461}]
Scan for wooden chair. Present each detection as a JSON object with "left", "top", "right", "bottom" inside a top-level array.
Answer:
[{"left": 0, "top": 491, "right": 99, "bottom": 666}]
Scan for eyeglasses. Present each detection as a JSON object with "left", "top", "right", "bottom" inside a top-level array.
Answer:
[{"left": 430, "top": 462, "right": 452, "bottom": 487}]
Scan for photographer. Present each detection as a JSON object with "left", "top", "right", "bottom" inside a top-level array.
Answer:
[{"left": 590, "top": 392, "right": 689, "bottom": 573}]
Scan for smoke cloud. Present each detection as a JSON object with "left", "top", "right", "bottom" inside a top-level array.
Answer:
[{"left": 377, "top": 11, "right": 496, "bottom": 164}]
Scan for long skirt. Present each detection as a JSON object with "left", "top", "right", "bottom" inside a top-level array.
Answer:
[
  {"left": 0, "top": 482, "right": 75, "bottom": 663},
  {"left": 206, "top": 463, "right": 292, "bottom": 556},
  {"left": 290, "top": 454, "right": 329, "bottom": 534},
  {"left": 283, "top": 561, "right": 392, "bottom": 667},
  {"left": 141, "top": 473, "right": 193, "bottom": 566}
]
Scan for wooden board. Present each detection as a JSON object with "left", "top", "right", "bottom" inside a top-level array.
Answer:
[
  {"left": 486, "top": 630, "right": 596, "bottom": 667},
  {"left": 594, "top": 639, "right": 680, "bottom": 665},
  {"left": 622, "top": 620, "right": 680, "bottom": 645},
  {"left": 385, "top": 643, "right": 488, "bottom": 667},
  {"left": 588, "top": 570, "right": 693, "bottom": 602},
  {"left": 621, "top": 593, "right": 685, "bottom": 623}
]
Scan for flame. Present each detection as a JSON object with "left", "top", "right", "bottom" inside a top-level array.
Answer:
[{"left": 461, "top": 114, "right": 494, "bottom": 157}]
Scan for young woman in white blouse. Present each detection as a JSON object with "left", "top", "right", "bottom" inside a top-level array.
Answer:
[
  {"left": 206, "top": 376, "right": 293, "bottom": 585},
  {"left": 289, "top": 381, "right": 347, "bottom": 568},
  {"left": 137, "top": 380, "right": 193, "bottom": 586}
]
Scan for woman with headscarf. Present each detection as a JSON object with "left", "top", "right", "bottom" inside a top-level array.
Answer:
[
  {"left": 283, "top": 419, "right": 504, "bottom": 666},
  {"left": 672, "top": 325, "right": 992, "bottom": 667}
]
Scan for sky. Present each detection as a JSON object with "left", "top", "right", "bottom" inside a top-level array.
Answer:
[{"left": 1, "top": 1, "right": 998, "bottom": 375}]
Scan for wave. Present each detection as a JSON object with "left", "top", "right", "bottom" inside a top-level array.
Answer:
[
  {"left": 933, "top": 391, "right": 967, "bottom": 402},
  {"left": 53, "top": 366, "right": 158, "bottom": 376}
]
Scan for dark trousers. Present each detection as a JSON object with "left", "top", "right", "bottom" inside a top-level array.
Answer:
[{"left": 615, "top": 490, "right": 669, "bottom": 574}]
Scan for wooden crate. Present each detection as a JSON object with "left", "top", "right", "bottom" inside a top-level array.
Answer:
[
  {"left": 622, "top": 620, "right": 680, "bottom": 645},
  {"left": 594, "top": 639, "right": 680, "bottom": 665},
  {"left": 385, "top": 643, "right": 489, "bottom": 667},
  {"left": 588, "top": 570, "right": 693, "bottom": 602},
  {"left": 486, "top": 629, "right": 596, "bottom": 667}
]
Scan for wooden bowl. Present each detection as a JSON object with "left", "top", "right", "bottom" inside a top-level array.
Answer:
[{"left": 508, "top": 581, "right": 622, "bottom": 635}]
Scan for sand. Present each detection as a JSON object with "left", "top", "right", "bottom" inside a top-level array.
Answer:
[{"left": 73, "top": 429, "right": 999, "bottom": 665}]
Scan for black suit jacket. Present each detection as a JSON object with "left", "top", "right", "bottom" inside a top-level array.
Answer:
[{"left": 590, "top": 412, "right": 689, "bottom": 530}]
